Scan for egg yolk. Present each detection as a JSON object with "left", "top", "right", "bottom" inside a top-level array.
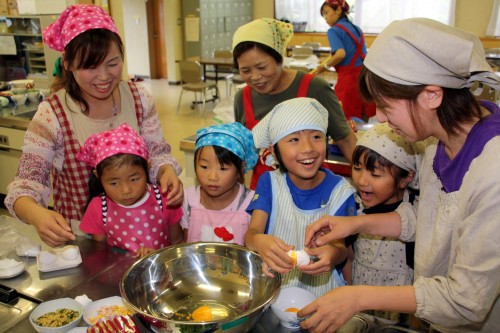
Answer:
[
  {"left": 191, "top": 305, "right": 213, "bottom": 321},
  {"left": 289, "top": 251, "right": 297, "bottom": 266},
  {"left": 284, "top": 307, "right": 299, "bottom": 313}
]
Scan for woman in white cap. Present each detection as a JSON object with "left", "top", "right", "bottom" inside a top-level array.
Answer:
[
  {"left": 300, "top": 18, "right": 500, "bottom": 332},
  {"left": 4, "top": 5, "right": 183, "bottom": 247},
  {"left": 232, "top": 18, "right": 357, "bottom": 190},
  {"left": 245, "top": 97, "right": 356, "bottom": 297}
]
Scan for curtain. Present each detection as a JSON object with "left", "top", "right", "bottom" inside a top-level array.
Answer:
[
  {"left": 274, "top": 0, "right": 456, "bottom": 34},
  {"left": 354, "top": 0, "right": 456, "bottom": 33}
]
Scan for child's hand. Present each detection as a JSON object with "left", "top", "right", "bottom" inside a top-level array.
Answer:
[
  {"left": 298, "top": 245, "right": 339, "bottom": 276},
  {"left": 135, "top": 247, "right": 155, "bottom": 258},
  {"left": 252, "top": 234, "right": 294, "bottom": 277}
]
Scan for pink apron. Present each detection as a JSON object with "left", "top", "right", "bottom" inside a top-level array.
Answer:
[{"left": 186, "top": 187, "right": 253, "bottom": 245}]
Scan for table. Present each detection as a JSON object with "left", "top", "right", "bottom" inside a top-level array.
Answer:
[{"left": 188, "top": 56, "right": 234, "bottom": 83}]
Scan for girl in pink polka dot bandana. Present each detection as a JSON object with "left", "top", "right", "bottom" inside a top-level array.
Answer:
[{"left": 78, "top": 124, "right": 184, "bottom": 257}]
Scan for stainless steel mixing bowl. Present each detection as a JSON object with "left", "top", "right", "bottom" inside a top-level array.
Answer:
[{"left": 120, "top": 242, "right": 281, "bottom": 333}]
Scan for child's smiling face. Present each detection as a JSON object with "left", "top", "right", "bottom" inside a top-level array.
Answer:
[
  {"left": 351, "top": 157, "right": 402, "bottom": 208},
  {"left": 275, "top": 129, "right": 327, "bottom": 189}
]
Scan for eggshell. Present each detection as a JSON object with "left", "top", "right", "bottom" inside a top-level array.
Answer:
[{"left": 287, "top": 250, "right": 310, "bottom": 267}]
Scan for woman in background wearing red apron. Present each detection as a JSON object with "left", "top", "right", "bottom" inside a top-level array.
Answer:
[{"left": 315, "top": 0, "right": 375, "bottom": 121}]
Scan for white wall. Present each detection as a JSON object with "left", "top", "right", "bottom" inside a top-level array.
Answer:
[{"left": 122, "top": 0, "right": 150, "bottom": 77}]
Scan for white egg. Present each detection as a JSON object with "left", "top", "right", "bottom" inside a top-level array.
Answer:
[
  {"left": 287, "top": 250, "right": 311, "bottom": 267},
  {"left": 61, "top": 246, "right": 79, "bottom": 261}
]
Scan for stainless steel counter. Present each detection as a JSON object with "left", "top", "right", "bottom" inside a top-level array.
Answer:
[
  {"left": 0, "top": 215, "right": 137, "bottom": 332},
  {"left": 0, "top": 215, "right": 425, "bottom": 333}
]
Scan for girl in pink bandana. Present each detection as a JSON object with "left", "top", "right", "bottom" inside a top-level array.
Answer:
[
  {"left": 78, "top": 124, "right": 184, "bottom": 257},
  {"left": 5, "top": 5, "right": 182, "bottom": 248}
]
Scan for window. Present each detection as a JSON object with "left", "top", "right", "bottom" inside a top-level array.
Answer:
[
  {"left": 354, "top": 0, "right": 455, "bottom": 33},
  {"left": 274, "top": 0, "right": 455, "bottom": 34}
]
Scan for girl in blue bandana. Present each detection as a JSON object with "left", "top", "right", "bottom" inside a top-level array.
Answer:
[{"left": 180, "top": 122, "right": 258, "bottom": 245}]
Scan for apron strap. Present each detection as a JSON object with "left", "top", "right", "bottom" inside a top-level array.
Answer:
[
  {"left": 334, "top": 23, "right": 365, "bottom": 69},
  {"left": 243, "top": 85, "right": 258, "bottom": 130}
]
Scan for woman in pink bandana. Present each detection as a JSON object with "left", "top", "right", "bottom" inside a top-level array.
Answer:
[
  {"left": 4, "top": 5, "right": 183, "bottom": 248},
  {"left": 78, "top": 124, "right": 183, "bottom": 257}
]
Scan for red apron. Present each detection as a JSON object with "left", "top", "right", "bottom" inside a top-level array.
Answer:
[
  {"left": 333, "top": 24, "right": 375, "bottom": 120},
  {"left": 243, "top": 74, "right": 314, "bottom": 190}
]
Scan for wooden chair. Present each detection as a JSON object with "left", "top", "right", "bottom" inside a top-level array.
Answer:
[
  {"left": 177, "top": 60, "right": 219, "bottom": 114},
  {"left": 226, "top": 70, "right": 246, "bottom": 96}
]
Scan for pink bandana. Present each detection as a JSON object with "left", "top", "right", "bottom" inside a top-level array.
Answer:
[
  {"left": 43, "top": 4, "right": 120, "bottom": 52},
  {"left": 77, "top": 123, "right": 148, "bottom": 168},
  {"left": 325, "top": 0, "right": 350, "bottom": 11}
]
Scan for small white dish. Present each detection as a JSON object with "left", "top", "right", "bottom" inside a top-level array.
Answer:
[
  {"left": 30, "top": 297, "right": 83, "bottom": 333},
  {"left": 83, "top": 296, "right": 132, "bottom": 326},
  {"left": 270, "top": 286, "right": 317, "bottom": 329},
  {"left": 11, "top": 94, "right": 27, "bottom": 106},
  {"left": 10, "top": 79, "right": 34, "bottom": 89},
  {"left": 0, "top": 257, "right": 26, "bottom": 279},
  {"left": 27, "top": 90, "right": 40, "bottom": 103},
  {"left": 36, "top": 245, "right": 82, "bottom": 272}
]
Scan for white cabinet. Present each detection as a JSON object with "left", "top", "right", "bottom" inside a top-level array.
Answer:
[{"left": 0, "top": 14, "right": 60, "bottom": 88}]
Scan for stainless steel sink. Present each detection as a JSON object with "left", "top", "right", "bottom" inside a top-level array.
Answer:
[{"left": 337, "top": 315, "right": 372, "bottom": 333}]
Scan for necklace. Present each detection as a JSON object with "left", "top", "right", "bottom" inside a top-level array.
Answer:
[
  {"left": 110, "top": 92, "right": 119, "bottom": 128},
  {"left": 111, "top": 92, "right": 118, "bottom": 116}
]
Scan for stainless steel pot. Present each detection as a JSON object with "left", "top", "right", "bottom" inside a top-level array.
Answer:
[{"left": 120, "top": 243, "right": 281, "bottom": 333}]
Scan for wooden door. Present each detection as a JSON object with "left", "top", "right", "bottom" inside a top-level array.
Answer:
[{"left": 147, "top": 0, "right": 167, "bottom": 79}]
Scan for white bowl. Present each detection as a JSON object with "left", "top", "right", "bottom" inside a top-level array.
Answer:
[
  {"left": 270, "top": 286, "right": 317, "bottom": 329},
  {"left": 27, "top": 90, "right": 40, "bottom": 103},
  {"left": 11, "top": 94, "right": 27, "bottom": 106},
  {"left": 0, "top": 253, "right": 26, "bottom": 279},
  {"left": 30, "top": 298, "right": 83, "bottom": 333},
  {"left": 10, "top": 79, "right": 34, "bottom": 89},
  {"left": 83, "top": 296, "right": 132, "bottom": 326}
]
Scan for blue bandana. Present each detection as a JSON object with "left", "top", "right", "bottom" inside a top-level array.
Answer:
[{"left": 196, "top": 122, "right": 258, "bottom": 173}]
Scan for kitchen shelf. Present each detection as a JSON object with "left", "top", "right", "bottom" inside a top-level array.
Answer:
[{"left": 0, "top": 15, "right": 59, "bottom": 88}]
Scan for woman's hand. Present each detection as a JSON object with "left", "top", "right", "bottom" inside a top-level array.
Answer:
[
  {"left": 14, "top": 197, "right": 75, "bottom": 247},
  {"left": 251, "top": 234, "right": 294, "bottom": 277},
  {"left": 299, "top": 242, "right": 346, "bottom": 276},
  {"left": 305, "top": 216, "right": 359, "bottom": 248},
  {"left": 157, "top": 164, "right": 184, "bottom": 206},
  {"left": 298, "top": 286, "right": 360, "bottom": 333}
]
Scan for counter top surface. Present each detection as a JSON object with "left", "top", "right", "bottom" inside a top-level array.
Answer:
[{"left": 0, "top": 215, "right": 426, "bottom": 333}]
